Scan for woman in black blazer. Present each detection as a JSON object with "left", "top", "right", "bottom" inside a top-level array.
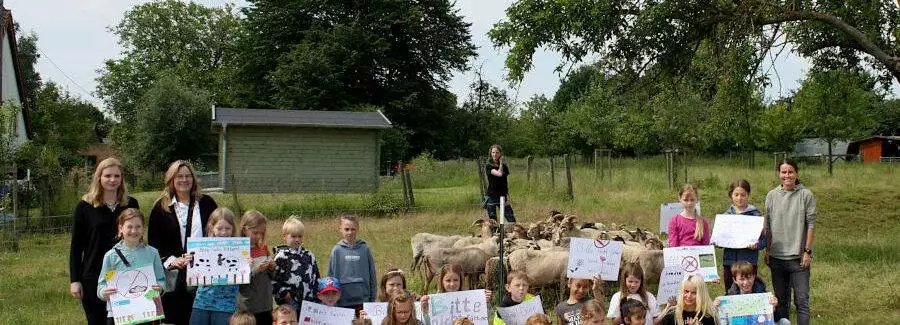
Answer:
[{"left": 148, "top": 160, "right": 217, "bottom": 325}]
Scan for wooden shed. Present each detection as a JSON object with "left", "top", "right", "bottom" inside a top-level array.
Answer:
[
  {"left": 212, "top": 107, "right": 391, "bottom": 193},
  {"left": 847, "top": 136, "right": 900, "bottom": 164}
]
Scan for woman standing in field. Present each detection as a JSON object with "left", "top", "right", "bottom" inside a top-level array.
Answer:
[
  {"left": 148, "top": 160, "right": 218, "bottom": 325},
  {"left": 765, "top": 158, "right": 816, "bottom": 325},
  {"left": 484, "top": 144, "right": 515, "bottom": 225},
  {"left": 69, "top": 157, "right": 140, "bottom": 325}
]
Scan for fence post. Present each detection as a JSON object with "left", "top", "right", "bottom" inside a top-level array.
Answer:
[
  {"left": 526, "top": 155, "right": 533, "bottom": 184},
  {"left": 477, "top": 156, "right": 487, "bottom": 196},
  {"left": 564, "top": 154, "right": 574, "bottom": 200},
  {"left": 606, "top": 150, "right": 613, "bottom": 181},
  {"left": 404, "top": 168, "right": 415, "bottom": 207},
  {"left": 665, "top": 149, "right": 676, "bottom": 188},
  {"left": 549, "top": 157, "right": 556, "bottom": 188},
  {"left": 594, "top": 149, "right": 599, "bottom": 179},
  {"left": 682, "top": 150, "right": 688, "bottom": 184},
  {"left": 399, "top": 160, "right": 410, "bottom": 207}
]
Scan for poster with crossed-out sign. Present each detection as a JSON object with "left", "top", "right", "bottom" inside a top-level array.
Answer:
[
  {"left": 186, "top": 237, "right": 251, "bottom": 286},
  {"left": 662, "top": 245, "right": 719, "bottom": 282},
  {"left": 566, "top": 238, "right": 624, "bottom": 281}
]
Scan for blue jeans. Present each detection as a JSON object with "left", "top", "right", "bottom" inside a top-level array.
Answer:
[
  {"left": 189, "top": 308, "right": 231, "bottom": 325},
  {"left": 483, "top": 196, "right": 516, "bottom": 223},
  {"left": 770, "top": 258, "right": 810, "bottom": 325}
]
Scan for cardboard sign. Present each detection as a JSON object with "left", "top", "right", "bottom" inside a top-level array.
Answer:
[
  {"left": 427, "top": 290, "right": 489, "bottom": 325},
  {"left": 663, "top": 245, "right": 719, "bottom": 282},
  {"left": 363, "top": 301, "right": 424, "bottom": 325},
  {"left": 496, "top": 295, "right": 544, "bottom": 325},
  {"left": 107, "top": 264, "right": 165, "bottom": 325},
  {"left": 299, "top": 301, "right": 355, "bottom": 324},
  {"left": 710, "top": 214, "right": 765, "bottom": 249},
  {"left": 186, "top": 237, "right": 251, "bottom": 286},
  {"left": 566, "top": 238, "right": 624, "bottom": 280},
  {"left": 716, "top": 293, "right": 776, "bottom": 325},
  {"left": 655, "top": 266, "right": 686, "bottom": 306},
  {"left": 659, "top": 202, "right": 701, "bottom": 234}
]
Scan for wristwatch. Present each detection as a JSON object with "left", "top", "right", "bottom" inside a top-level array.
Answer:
[{"left": 804, "top": 248, "right": 812, "bottom": 256}]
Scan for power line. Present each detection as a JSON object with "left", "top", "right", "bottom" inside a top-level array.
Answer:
[{"left": 35, "top": 47, "right": 97, "bottom": 101}]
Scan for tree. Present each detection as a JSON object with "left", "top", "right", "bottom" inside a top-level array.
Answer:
[{"left": 16, "top": 31, "right": 40, "bottom": 108}]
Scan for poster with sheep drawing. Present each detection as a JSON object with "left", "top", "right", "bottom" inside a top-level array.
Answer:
[
  {"left": 663, "top": 245, "right": 719, "bottom": 282},
  {"left": 107, "top": 264, "right": 165, "bottom": 325},
  {"left": 659, "top": 202, "right": 702, "bottom": 234},
  {"left": 709, "top": 214, "right": 765, "bottom": 249},
  {"left": 566, "top": 238, "right": 624, "bottom": 281},
  {"left": 186, "top": 237, "right": 251, "bottom": 286},
  {"left": 427, "top": 289, "right": 489, "bottom": 325}
]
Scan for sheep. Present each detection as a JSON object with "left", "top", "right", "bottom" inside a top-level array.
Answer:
[
  {"left": 422, "top": 246, "right": 491, "bottom": 294},
  {"left": 410, "top": 233, "right": 461, "bottom": 272},
  {"left": 621, "top": 245, "right": 664, "bottom": 284},
  {"left": 506, "top": 246, "right": 570, "bottom": 300}
]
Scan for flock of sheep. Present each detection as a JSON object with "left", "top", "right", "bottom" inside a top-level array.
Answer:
[{"left": 410, "top": 211, "right": 667, "bottom": 299}]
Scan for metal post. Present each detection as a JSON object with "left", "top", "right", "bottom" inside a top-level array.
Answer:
[
  {"left": 550, "top": 157, "right": 556, "bottom": 188},
  {"left": 564, "top": 154, "right": 574, "bottom": 200}
]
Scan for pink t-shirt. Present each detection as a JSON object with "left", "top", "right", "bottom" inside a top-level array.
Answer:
[{"left": 667, "top": 214, "right": 711, "bottom": 247}]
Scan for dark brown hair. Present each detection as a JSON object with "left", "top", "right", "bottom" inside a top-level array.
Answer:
[
  {"left": 438, "top": 263, "right": 464, "bottom": 292},
  {"left": 378, "top": 268, "right": 408, "bottom": 302},
  {"left": 776, "top": 158, "right": 801, "bottom": 185},
  {"left": 727, "top": 179, "right": 752, "bottom": 197}
]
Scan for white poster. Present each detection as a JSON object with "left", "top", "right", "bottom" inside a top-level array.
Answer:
[
  {"left": 364, "top": 301, "right": 424, "bottom": 325},
  {"left": 107, "top": 264, "right": 165, "bottom": 325},
  {"left": 655, "top": 266, "right": 686, "bottom": 306},
  {"left": 716, "top": 293, "right": 776, "bottom": 325},
  {"left": 427, "top": 290, "right": 489, "bottom": 325},
  {"left": 710, "top": 214, "right": 765, "bottom": 249},
  {"left": 659, "top": 202, "right": 701, "bottom": 234},
  {"left": 496, "top": 295, "right": 544, "bottom": 325},
  {"left": 186, "top": 237, "right": 251, "bottom": 286},
  {"left": 663, "top": 245, "right": 719, "bottom": 282},
  {"left": 566, "top": 238, "right": 624, "bottom": 281},
  {"left": 299, "top": 301, "right": 355, "bottom": 324}
]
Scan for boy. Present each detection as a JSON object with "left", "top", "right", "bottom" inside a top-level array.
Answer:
[
  {"left": 327, "top": 213, "right": 377, "bottom": 311},
  {"left": 272, "top": 216, "right": 320, "bottom": 312},
  {"left": 316, "top": 277, "right": 342, "bottom": 306},
  {"left": 272, "top": 304, "right": 298, "bottom": 325},
  {"left": 714, "top": 261, "right": 786, "bottom": 324}
]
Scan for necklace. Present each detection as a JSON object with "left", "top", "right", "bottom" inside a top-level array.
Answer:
[{"left": 105, "top": 201, "right": 118, "bottom": 212}]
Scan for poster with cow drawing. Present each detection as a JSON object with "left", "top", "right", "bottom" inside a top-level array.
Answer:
[{"left": 186, "top": 237, "right": 251, "bottom": 286}]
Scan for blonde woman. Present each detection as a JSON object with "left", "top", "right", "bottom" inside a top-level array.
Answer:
[
  {"left": 69, "top": 157, "right": 140, "bottom": 325},
  {"left": 148, "top": 160, "right": 218, "bottom": 325}
]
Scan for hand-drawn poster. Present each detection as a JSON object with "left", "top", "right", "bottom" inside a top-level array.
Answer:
[
  {"left": 299, "top": 301, "right": 355, "bottom": 324},
  {"left": 363, "top": 301, "right": 424, "bottom": 325},
  {"left": 496, "top": 295, "right": 544, "bottom": 325},
  {"left": 566, "top": 238, "right": 624, "bottom": 280},
  {"left": 659, "top": 202, "right": 702, "bottom": 234},
  {"left": 427, "top": 290, "right": 489, "bottom": 325},
  {"left": 186, "top": 237, "right": 251, "bottom": 286},
  {"left": 107, "top": 264, "right": 165, "bottom": 325},
  {"left": 716, "top": 293, "right": 776, "bottom": 325},
  {"left": 655, "top": 266, "right": 686, "bottom": 306},
  {"left": 663, "top": 245, "right": 719, "bottom": 282},
  {"left": 710, "top": 214, "right": 765, "bottom": 249}
]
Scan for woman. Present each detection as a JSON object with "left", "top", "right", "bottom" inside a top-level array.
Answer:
[
  {"left": 69, "top": 158, "right": 140, "bottom": 325},
  {"left": 484, "top": 144, "right": 516, "bottom": 225},
  {"left": 765, "top": 158, "right": 816, "bottom": 325},
  {"left": 148, "top": 160, "right": 218, "bottom": 325}
]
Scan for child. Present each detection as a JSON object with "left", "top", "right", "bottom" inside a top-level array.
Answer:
[
  {"left": 606, "top": 263, "right": 659, "bottom": 325},
  {"left": 491, "top": 271, "right": 536, "bottom": 325},
  {"left": 97, "top": 208, "right": 167, "bottom": 324},
  {"left": 382, "top": 294, "right": 423, "bottom": 325},
  {"left": 272, "top": 216, "right": 320, "bottom": 311},
  {"left": 667, "top": 184, "right": 711, "bottom": 247},
  {"left": 229, "top": 311, "right": 256, "bottom": 325},
  {"left": 420, "top": 264, "right": 493, "bottom": 322},
  {"left": 713, "top": 262, "right": 782, "bottom": 323},
  {"left": 327, "top": 213, "right": 377, "bottom": 310},
  {"left": 659, "top": 275, "right": 716, "bottom": 325},
  {"left": 316, "top": 277, "right": 342, "bottom": 306},
  {"left": 453, "top": 316, "right": 476, "bottom": 325},
  {"left": 271, "top": 305, "right": 298, "bottom": 325},
  {"left": 579, "top": 300, "right": 605, "bottom": 325},
  {"left": 720, "top": 179, "right": 766, "bottom": 290},
  {"left": 555, "top": 276, "right": 605, "bottom": 325},
  {"left": 524, "top": 314, "right": 551, "bottom": 325},
  {"left": 378, "top": 268, "right": 420, "bottom": 301},
  {"left": 619, "top": 298, "right": 648, "bottom": 325},
  {"left": 190, "top": 208, "right": 241, "bottom": 325},
  {"left": 238, "top": 210, "right": 275, "bottom": 325},
  {"left": 484, "top": 144, "right": 516, "bottom": 225}
]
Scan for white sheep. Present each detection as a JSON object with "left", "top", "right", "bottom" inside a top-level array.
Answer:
[{"left": 410, "top": 233, "right": 461, "bottom": 272}]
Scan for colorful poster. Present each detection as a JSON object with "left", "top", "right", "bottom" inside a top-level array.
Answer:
[
  {"left": 107, "top": 264, "right": 165, "bottom": 325},
  {"left": 496, "top": 295, "right": 544, "bottom": 325},
  {"left": 363, "top": 301, "right": 424, "bottom": 325},
  {"left": 716, "top": 293, "right": 776, "bottom": 325},
  {"left": 566, "top": 238, "right": 624, "bottom": 280},
  {"left": 659, "top": 202, "right": 702, "bottom": 234},
  {"left": 427, "top": 289, "right": 489, "bottom": 325},
  {"left": 710, "top": 214, "right": 765, "bottom": 249},
  {"left": 186, "top": 237, "right": 251, "bottom": 286},
  {"left": 662, "top": 245, "right": 719, "bottom": 282},
  {"left": 299, "top": 301, "right": 355, "bottom": 324},
  {"left": 655, "top": 266, "right": 686, "bottom": 306}
]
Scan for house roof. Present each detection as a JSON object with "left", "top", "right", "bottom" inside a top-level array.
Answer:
[
  {"left": 212, "top": 107, "right": 392, "bottom": 129},
  {"left": 0, "top": 7, "right": 32, "bottom": 139},
  {"left": 846, "top": 135, "right": 900, "bottom": 154}
]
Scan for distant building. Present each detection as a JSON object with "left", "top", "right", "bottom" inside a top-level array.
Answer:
[
  {"left": 0, "top": 4, "right": 32, "bottom": 150},
  {"left": 792, "top": 138, "right": 849, "bottom": 159},
  {"left": 847, "top": 136, "right": 900, "bottom": 164}
]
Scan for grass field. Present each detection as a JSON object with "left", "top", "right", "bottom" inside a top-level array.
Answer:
[{"left": 1, "top": 156, "right": 898, "bottom": 324}]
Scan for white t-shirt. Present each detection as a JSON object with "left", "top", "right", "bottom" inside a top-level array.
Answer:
[{"left": 606, "top": 291, "right": 659, "bottom": 325}]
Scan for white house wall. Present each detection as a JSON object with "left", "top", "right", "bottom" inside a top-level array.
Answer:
[{"left": 1, "top": 31, "right": 25, "bottom": 149}]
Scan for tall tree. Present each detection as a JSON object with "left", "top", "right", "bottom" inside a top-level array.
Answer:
[{"left": 16, "top": 31, "right": 40, "bottom": 108}]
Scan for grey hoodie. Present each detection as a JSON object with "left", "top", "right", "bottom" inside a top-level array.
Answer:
[
  {"left": 765, "top": 184, "right": 817, "bottom": 260},
  {"left": 327, "top": 239, "right": 376, "bottom": 307}
]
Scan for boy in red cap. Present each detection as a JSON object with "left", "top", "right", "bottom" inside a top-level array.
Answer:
[{"left": 317, "top": 277, "right": 342, "bottom": 307}]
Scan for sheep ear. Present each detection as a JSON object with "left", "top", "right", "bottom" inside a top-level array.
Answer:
[{"left": 472, "top": 219, "right": 484, "bottom": 227}]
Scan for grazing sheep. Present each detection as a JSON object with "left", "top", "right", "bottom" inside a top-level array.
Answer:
[
  {"left": 621, "top": 245, "right": 664, "bottom": 284},
  {"left": 422, "top": 246, "right": 491, "bottom": 294},
  {"left": 410, "top": 233, "right": 461, "bottom": 272},
  {"left": 507, "top": 246, "right": 570, "bottom": 300}
]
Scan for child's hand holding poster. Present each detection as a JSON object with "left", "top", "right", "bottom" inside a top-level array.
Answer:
[
  {"left": 299, "top": 301, "right": 355, "bottom": 324},
  {"left": 496, "top": 295, "right": 544, "bottom": 325},
  {"left": 566, "top": 238, "right": 624, "bottom": 280},
  {"left": 709, "top": 214, "right": 764, "bottom": 249},
  {"left": 427, "top": 289, "right": 489, "bottom": 325},
  {"left": 186, "top": 237, "right": 251, "bottom": 286},
  {"left": 107, "top": 264, "right": 165, "bottom": 325},
  {"left": 716, "top": 293, "right": 776, "bottom": 325},
  {"left": 663, "top": 245, "right": 719, "bottom": 282}
]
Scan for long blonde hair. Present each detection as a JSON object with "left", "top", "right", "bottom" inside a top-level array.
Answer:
[
  {"left": 82, "top": 157, "right": 129, "bottom": 207},
  {"left": 674, "top": 274, "right": 716, "bottom": 325},
  {"left": 383, "top": 294, "right": 418, "bottom": 325},
  {"left": 157, "top": 160, "right": 202, "bottom": 212},
  {"left": 679, "top": 184, "right": 704, "bottom": 241},
  {"left": 206, "top": 208, "right": 237, "bottom": 237}
]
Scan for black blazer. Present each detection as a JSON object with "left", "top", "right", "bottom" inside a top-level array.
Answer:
[{"left": 147, "top": 194, "right": 218, "bottom": 262}]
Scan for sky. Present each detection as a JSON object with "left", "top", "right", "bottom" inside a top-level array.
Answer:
[{"left": 6, "top": 0, "right": 890, "bottom": 112}]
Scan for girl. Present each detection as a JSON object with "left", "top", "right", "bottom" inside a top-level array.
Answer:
[
  {"left": 70, "top": 158, "right": 140, "bottom": 325},
  {"left": 619, "top": 298, "right": 648, "bottom": 325},
  {"left": 667, "top": 184, "right": 710, "bottom": 247},
  {"left": 720, "top": 179, "right": 765, "bottom": 290},
  {"left": 377, "top": 268, "right": 420, "bottom": 302},
  {"left": 524, "top": 314, "right": 551, "bottom": 325},
  {"left": 238, "top": 210, "right": 275, "bottom": 324},
  {"left": 659, "top": 275, "right": 716, "bottom": 325},
  {"left": 229, "top": 311, "right": 257, "bottom": 325},
  {"left": 382, "top": 294, "right": 423, "bottom": 325},
  {"left": 579, "top": 300, "right": 605, "bottom": 325},
  {"left": 190, "top": 208, "right": 241, "bottom": 325},
  {"left": 606, "top": 263, "right": 659, "bottom": 325},
  {"left": 555, "top": 276, "right": 605, "bottom": 325},
  {"left": 484, "top": 144, "right": 516, "bottom": 225},
  {"left": 491, "top": 271, "right": 535, "bottom": 325},
  {"left": 97, "top": 208, "right": 166, "bottom": 324},
  {"left": 421, "top": 264, "right": 493, "bottom": 321}
]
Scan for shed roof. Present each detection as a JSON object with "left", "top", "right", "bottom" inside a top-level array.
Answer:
[{"left": 212, "top": 107, "right": 392, "bottom": 129}]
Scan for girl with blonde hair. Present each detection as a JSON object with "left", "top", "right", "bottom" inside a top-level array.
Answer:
[{"left": 659, "top": 275, "right": 716, "bottom": 325}]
